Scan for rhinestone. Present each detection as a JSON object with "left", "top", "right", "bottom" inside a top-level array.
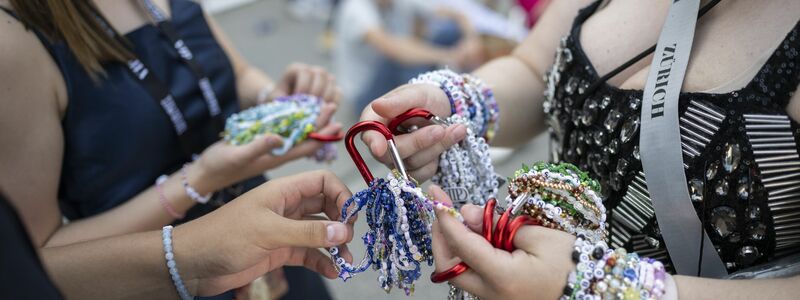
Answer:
[
  {"left": 747, "top": 205, "right": 761, "bottom": 220},
  {"left": 737, "top": 183, "right": 750, "bottom": 200},
  {"left": 591, "top": 153, "right": 606, "bottom": 175},
  {"left": 594, "top": 130, "right": 607, "bottom": 146},
  {"left": 566, "top": 77, "right": 579, "bottom": 94},
  {"left": 629, "top": 97, "right": 641, "bottom": 110},
  {"left": 610, "top": 173, "right": 623, "bottom": 191},
  {"left": 578, "top": 80, "right": 590, "bottom": 94},
  {"left": 715, "top": 180, "right": 729, "bottom": 196},
  {"left": 688, "top": 179, "right": 704, "bottom": 203},
  {"left": 737, "top": 246, "right": 760, "bottom": 266},
  {"left": 604, "top": 109, "right": 623, "bottom": 132},
  {"left": 722, "top": 143, "right": 741, "bottom": 173},
  {"left": 581, "top": 98, "right": 599, "bottom": 126},
  {"left": 746, "top": 222, "right": 766, "bottom": 241},
  {"left": 608, "top": 139, "right": 620, "bottom": 155},
  {"left": 616, "top": 159, "right": 629, "bottom": 176},
  {"left": 706, "top": 162, "right": 719, "bottom": 180},
  {"left": 620, "top": 116, "right": 640, "bottom": 144},
  {"left": 645, "top": 236, "right": 660, "bottom": 248},
  {"left": 632, "top": 145, "right": 640, "bottom": 161},
  {"left": 599, "top": 95, "right": 612, "bottom": 109},
  {"left": 710, "top": 206, "right": 737, "bottom": 238},
  {"left": 563, "top": 48, "right": 573, "bottom": 63}
]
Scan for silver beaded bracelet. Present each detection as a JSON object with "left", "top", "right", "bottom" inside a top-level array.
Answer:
[
  {"left": 162, "top": 225, "right": 193, "bottom": 300},
  {"left": 180, "top": 164, "right": 212, "bottom": 204}
]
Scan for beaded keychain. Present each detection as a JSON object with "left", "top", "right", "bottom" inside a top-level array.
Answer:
[
  {"left": 222, "top": 94, "right": 341, "bottom": 162},
  {"left": 328, "top": 121, "right": 461, "bottom": 295}
]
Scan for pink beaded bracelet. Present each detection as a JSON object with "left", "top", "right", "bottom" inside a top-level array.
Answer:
[{"left": 156, "top": 175, "right": 184, "bottom": 220}]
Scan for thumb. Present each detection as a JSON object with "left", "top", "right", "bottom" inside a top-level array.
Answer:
[
  {"left": 372, "top": 84, "right": 451, "bottom": 119},
  {"left": 272, "top": 219, "right": 350, "bottom": 248},
  {"left": 237, "top": 134, "right": 284, "bottom": 160}
]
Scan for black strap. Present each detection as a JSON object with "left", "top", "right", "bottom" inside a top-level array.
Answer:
[{"left": 92, "top": 0, "right": 226, "bottom": 155}]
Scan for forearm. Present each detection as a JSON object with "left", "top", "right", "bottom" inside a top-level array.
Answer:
[
  {"left": 472, "top": 54, "right": 547, "bottom": 147},
  {"left": 42, "top": 226, "right": 209, "bottom": 300},
  {"left": 673, "top": 275, "right": 800, "bottom": 299},
  {"left": 373, "top": 34, "right": 453, "bottom": 66},
  {"left": 45, "top": 165, "right": 210, "bottom": 247}
]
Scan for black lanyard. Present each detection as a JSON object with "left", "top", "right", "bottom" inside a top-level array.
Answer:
[{"left": 93, "top": 0, "right": 224, "bottom": 155}]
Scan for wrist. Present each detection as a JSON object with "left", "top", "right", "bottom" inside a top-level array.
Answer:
[{"left": 185, "top": 162, "right": 217, "bottom": 196}]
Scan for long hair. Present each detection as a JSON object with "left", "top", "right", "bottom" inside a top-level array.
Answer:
[{"left": 9, "top": 0, "right": 132, "bottom": 76}]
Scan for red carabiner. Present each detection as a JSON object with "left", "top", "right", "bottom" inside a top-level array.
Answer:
[
  {"left": 388, "top": 108, "right": 447, "bottom": 135},
  {"left": 308, "top": 131, "right": 344, "bottom": 142},
  {"left": 430, "top": 198, "right": 541, "bottom": 283},
  {"left": 345, "top": 121, "right": 408, "bottom": 184}
]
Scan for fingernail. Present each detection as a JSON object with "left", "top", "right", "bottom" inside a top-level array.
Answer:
[
  {"left": 327, "top": 223, "right": 346, "bottom": 244},
  {"left": 454, "top": 125, "right": 467, "bottom": 140}
]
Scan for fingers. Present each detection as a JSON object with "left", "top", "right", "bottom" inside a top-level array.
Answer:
[
  {"left": 315, "top": 102, "right": 336, "bottom": 129},
  {"left": 280, "top": 170, "right": 353, "bottom": 218},
  {"left": 513, "top": 225, "right": 575, "bottom": 257},
  {"left": 235, "top": 134, "right": 284, "bottom": 160},
  {"left": 371, "top": 84, "right": 452, "bottom": 119},
  {"left": 399, "top": 124, "right": 468, "bottom": 170},
  {"left": 270, "top": 218, "right": 350, "bottom": 249},
  {"left": 428, "top": 186, "right": 511, "bottom": 276},
  {"left": 460, "top": 204, "right": 485, "bottom": 233}
]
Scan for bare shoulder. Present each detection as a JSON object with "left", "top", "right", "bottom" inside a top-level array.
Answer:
[{"left": 0, "top": 8, "right": 66, "bottom": 115}]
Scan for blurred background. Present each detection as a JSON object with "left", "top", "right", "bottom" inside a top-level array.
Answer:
[{"left": 208, "top": 0, "right": 549, "bottom": 298}]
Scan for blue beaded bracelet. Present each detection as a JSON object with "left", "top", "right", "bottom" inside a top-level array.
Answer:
[{"left": 162, "top": 225, "right": 193, "bottom": 300}]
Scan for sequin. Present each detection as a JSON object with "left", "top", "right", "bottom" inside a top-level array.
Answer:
[
  {"left": 715, "top": 180, "right": 729, "bottom": 196},
  {"left": 578, "top": 80, "right": 590, "bottom": 94},
  {"left": 608, "top": 139, "right": 620, "bottom": 155},
  {"left": 710, "top": 206, "right": 737, "bottom": 238},
  {"left": 747, "top": 205, "right": 761, "bottom": 220},
  {"left": 747, "top": 222, "right": 766, "bottom": 241},
  {"left": 728, "top": 232, "right": 741, "bottom": 243},
  {"left": 706, "top": 162, "right": 719, "bottom": 180},
  {"left": 616, "top": 159, "right": 629, "bottom": 176},
  {"left": 604, "top": 109, "right": 623, "bottom": 132},
  {"left": 737, "top": 183, "right": 750, "bottom": 201},
  {"left": 737, "top": 246, "right": 760, "bottom": 266},
  {"left": 594, "top": 130, "right": 606, "bottom": 146},
  {"left": 599, "top": 95, "right": 612, "bottom": 109},
  {"left": 632, "top": 145, "right": 640, "bottom": 161},
  {"left": 620, "top": 116, "right": 640, "bottom": 144},
  {"left": 689, "top": 179, "right": 704, "bottom": 203},
  {"left": 566, "top": 77, "right": 579, "bottom": 95},
  {"left": 722, "top": 143, "right": 741, "bottom": 173},
  {"left": 628, "top": 97, "right": 641, "bottom": 110}
]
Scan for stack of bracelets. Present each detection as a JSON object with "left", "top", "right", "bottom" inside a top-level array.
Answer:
[
  {"left": 504, "top": 163, "right": 671, "bottom": 300},
  {"left": 222, "top": 94, "right": 338, "bottom": 162},
  {"left": 408, "top": 69, "right": 500, "bottom": 207},
  {"left": 328, "top": 121, "right": 462, "bottom": 295}
]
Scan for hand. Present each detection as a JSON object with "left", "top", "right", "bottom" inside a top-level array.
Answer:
[
  {"left": 453, "top": 36, "right": 484, "bottom": 71},
  {"left": 174, "top": 170, "right": 355, "bottom": 296},
  {"left": 268, "top": 63, "right": 343, "bottom": 105},
  {"left": 428, "top": 186, "right": 576, "bottom": 300},
  {"left": 359, "top": 84, "right": 467, "bottom": 181},
  {"left": 193, "top": 102, "right": 342, "bottom": 193}
]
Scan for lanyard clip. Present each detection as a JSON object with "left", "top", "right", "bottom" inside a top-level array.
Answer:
[{"left": 345, "top": 121, "right": 408, "bottom": 184}]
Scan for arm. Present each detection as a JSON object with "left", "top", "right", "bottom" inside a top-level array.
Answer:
[
  {"left": 42, "top": 171, "right": 354, "bottom": 300},
  {"left": 358, "top": 0, "right": 594, "bottom": 180},
  {"left": 673, "top": 276, "right": 800, "bottom": 300},
  {"left": 364, "top": 27, "right": 456, "bottom": 66}
]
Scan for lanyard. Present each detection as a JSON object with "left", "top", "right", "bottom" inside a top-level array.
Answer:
[
  {"left": 93, "top": 0, "right": 224, "bottom": 155},
  {"left": 639, "top": 0, "right": 727, "bottom": 277}
]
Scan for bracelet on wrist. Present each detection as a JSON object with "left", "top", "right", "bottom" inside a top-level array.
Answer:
[
  {"left": 156, "top": 175, "right": 185, "bottom": 219},
  {"left": 162, "top": 225, "right": 193, "bottom": 300},
  {"left": 180, "top": 164, "right": 212, "bottom": 204},
  {"left": 256, "top": 82, "right": 276, "bottom": 103}
]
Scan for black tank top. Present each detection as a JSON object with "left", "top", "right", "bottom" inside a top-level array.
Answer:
[{"left": 545, "top": 1, "right": 800, "bottom": 273}]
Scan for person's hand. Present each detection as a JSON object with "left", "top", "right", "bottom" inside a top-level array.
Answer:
[
  {"left": 267, "top": 63, "right": 343, "bottom": 105},
  {"left": 192, "top": 103, "right": 342, "bottom": 193},
  {"left": 173, "top": 170, "right": 355, "bottom": 296},
  {"left": 360, "top": 84, "right": 468, "bottom": 181},
  {"left": 428, "top": 186, "right": 576, "bottom": 300},
  {"left": 452, "top": 36, "right": 484, "bottom": 71}
]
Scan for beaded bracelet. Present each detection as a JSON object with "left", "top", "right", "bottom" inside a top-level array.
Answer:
[
  {"left": 561, "top": 237, "right": 668, "bottom": 300},
  {"left": 180, "top": 165, "right": 212, "bottom": 204},
  {"left": 507, "top": 162, "right": 606, "bottom": 243},
  {"left": 223, "top": 94, "right": 341, "bottom": 163},
  {"left": 329, "top": 121, "right": 461, "bottom": 295},
  {"left": 156, "top": 175, "right": 184, "bottom": 219},
  {"left": 162, "top": 226, "right": 193, "bottom": 300}
]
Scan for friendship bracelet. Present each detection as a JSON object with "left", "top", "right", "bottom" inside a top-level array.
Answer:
[
  {"left": 223, "top": 94, "right": 340, "bottom": 162},
  {"left": 156, "top": 175, "right": 184, "bottom": 219},
  {"left": 180, "top": 165, "right": 212, "bottom": 204},
  {"left": 162, "top": 226, "right": 193, "bottom": 300}
]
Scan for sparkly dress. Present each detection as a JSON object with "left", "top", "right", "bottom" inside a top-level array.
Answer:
[{"left": 544, "top": 2, "right": 800, "bottom": 273}]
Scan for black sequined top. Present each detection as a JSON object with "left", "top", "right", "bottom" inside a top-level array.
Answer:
[{"left": 544, "top": 2, "right": 800, "bottom": 273}]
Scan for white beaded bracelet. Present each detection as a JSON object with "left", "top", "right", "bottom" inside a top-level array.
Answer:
[
  {"left": 180, "top": 164, "right": 211, "bottom": 204},
  {"left": 162, "top": 226, "right": 193, "bottom": 300}
]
